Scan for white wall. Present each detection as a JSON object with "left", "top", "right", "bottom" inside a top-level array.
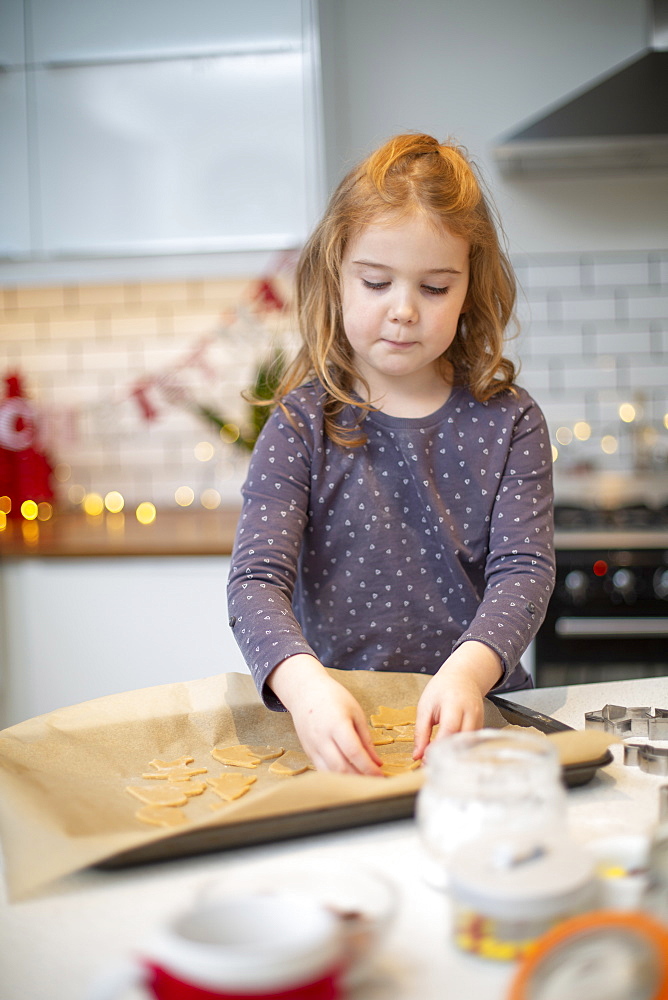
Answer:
[{"left": 319, "top": 0, "right": 668, "bottom": 254}]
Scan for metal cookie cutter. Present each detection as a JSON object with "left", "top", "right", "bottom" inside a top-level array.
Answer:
[
  {"left": 585, "top": 705, "right": 668, "bottom": 775},
  {"left": 623, "top": 740, "right": 668, "bottom": 775}
]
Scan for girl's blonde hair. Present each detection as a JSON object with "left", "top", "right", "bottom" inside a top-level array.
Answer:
[{"left": 270, "top": 132, "right": 517, "bottom": 447}]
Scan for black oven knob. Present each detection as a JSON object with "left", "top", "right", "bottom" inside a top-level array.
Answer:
[
  {"left": 611, "top": 568, "right": 636, "bottom": 600},
  {"left": 654, "top": 568, "right": 668, "bottom": 600},
  {"left": 564, "top": 570, "right": 588, "bottom": 604}
]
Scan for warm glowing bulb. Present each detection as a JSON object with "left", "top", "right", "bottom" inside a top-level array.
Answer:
[
  {"left": 54, "top": 463, "right": 71, "bottom": 482},
  {"left": 201, "top": 489, "right": 221, "bottom": 510},
  {"left": 68, "top": 484, "right": 86, "bottom": 505},
  {"left": 83, "top": 492, "right": 104, "bottom": 516},
  {"left": 551, "top": 445, "right": 559, "bottom": 463},
  {"left": 0, "top": 511, "right": 6, "bottom": 531},
  {"left": 175, "top": 486, "right": 195, "bottom": 507},
  {"left": 555, "top": 427, "right": 573, "bottom": 446},
  {"left": 573, "top": 421, "right": 591, "bottom": 441},
  {"left": 194, "top": 441, "right": 215, "bottom": 462},
  {"left": 219, "top": 423, "right": 241, "bottom": 444},
  {"left": 136, "top": 502, "right": 157, "bottom": 525},
  {"left": 104, "top": 491, "right": 125, "bottom": 513},
  {"left": 37, "top": 502, "right": 53, "bottom": 521},
  {"left": 601, "top": 435, "right": 618, "bottom": 455},
  {"left": 21, "top": 500, "right": 38, "bottom": 520},
  {"left": 619, "top": 403, "right": 636, "bottom": 423},
  {"left": 0, "top": 495, "right": 11, "bottom": 514}
]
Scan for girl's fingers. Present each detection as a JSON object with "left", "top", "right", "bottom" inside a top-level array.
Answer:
[{"left": 335, "top": 729, "right": 384, "bottom": 776}]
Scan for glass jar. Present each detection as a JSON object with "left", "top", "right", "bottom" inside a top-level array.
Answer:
[
  {"left": 449, "top": 834, "right": 596, "bottom": 962},
  {"left": 416, "top": 728, "right": 567, "bottom": 888}
]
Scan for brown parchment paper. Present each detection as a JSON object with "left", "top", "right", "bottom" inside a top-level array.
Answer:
[
  {"left": 0, "top": 668, "right": 595, "bottom": 902},
  {"left": 0, "top": 668, "right": 454, "bottom": 900}
]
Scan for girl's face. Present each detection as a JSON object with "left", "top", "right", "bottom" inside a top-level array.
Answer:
[{"left": 340, "top": 212, "right": 470, "bottom": 403}]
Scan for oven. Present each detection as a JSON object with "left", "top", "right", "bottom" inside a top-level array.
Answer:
[{"left": 534, "top": 504, "right": 668, "bottom": 686}]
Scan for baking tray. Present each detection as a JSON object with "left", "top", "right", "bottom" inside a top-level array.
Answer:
[
  {"left": 98, "top": 696, "right": 611, "bottom": 871},
  {"left": 487, "top": 694, "right": 614, "bottom": 788}
]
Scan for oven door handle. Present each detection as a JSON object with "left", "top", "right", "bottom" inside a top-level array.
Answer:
[{"left": 555, "top": 617, "right": 668, "bottom": 637}]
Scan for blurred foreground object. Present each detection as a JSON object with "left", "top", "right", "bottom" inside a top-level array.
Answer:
[{"left": 508, "top": 910, "right": 668, "bottom": 1000}]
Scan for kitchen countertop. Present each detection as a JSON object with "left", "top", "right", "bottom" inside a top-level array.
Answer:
[
  {"left": 3, "top": 506, "right": 668, "bottom": 560},
  {"left": 2, "top": 675, "right": 668, "bottom": 1000},
  {"left": 0, "top": 507, "right": 242, "bottom": 558}
]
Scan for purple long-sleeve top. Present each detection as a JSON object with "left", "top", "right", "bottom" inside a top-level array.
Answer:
[{"left": 227, "top": 381, "right": 555, "bottom": 709}]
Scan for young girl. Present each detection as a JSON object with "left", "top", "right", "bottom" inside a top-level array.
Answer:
[{"left": 227, "top": 133, "right": 555, "bottom": 776}]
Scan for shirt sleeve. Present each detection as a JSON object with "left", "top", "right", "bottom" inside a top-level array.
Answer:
[
  {"left": 227, "top": 395, "right": 319, "bottom": 709},
  {"left": 452, "top": 392, "right": 556, "bottom": 687}
]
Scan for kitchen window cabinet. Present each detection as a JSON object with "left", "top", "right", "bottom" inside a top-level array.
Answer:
[{"left": 1, "top": 0, "right": 322, "bottom": 267}]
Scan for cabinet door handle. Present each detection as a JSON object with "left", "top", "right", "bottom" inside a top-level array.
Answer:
[{"left": 41, "top": 43, "right": 300, "bottom": 71}]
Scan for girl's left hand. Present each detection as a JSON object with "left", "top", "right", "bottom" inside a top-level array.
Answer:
[{"left": 412, "top": 641, "right": 503, "bottom": 759}]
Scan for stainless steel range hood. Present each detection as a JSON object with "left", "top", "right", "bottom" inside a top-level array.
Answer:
[{"left": 493, "top": 0, "right": 668, "bottom": 176}]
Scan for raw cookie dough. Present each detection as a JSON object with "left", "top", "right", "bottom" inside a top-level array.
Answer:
[
  {"left": 245, "top": 745, "right": 285, "bottom": 761},
  {"left": 207, "top": 773, "right": 257, "bottom": 802},
  {"left": 369, "top": 729, "right": 394, "bottom": 746},
  {"left": 126, "top": 785, "right": 189, "bottom": 806},
  {"left": 142, "top": 765, "right": 208, "bottom": 781},
  {"left": 378, "top": 752, "right": 422, "bottom": 777},
  {"left": 211, "top": 745, "right": 282, "bottom": 768},
  {"left": 370, "top": 706, "right": 417, "bottom": 729},
  {"left": 148, "top": 756, "right": 195, "bottom": 770},
  {"left": 181, "top": 781, "right": 207, "bottom": 797},
  {"left": 269, "top": 751, "right": 314, "bottom": 776},
  {"left": 135, "top": 804, "right": 188, "bottom": 828}
]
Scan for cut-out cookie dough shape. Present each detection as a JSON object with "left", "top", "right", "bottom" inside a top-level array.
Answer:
[
  {"left": 207, "top": 773, "right": 257, "bottom": 802},
  {"left": 269, "top": 751, "right": 314, "bottom": 776},
  {"left": 126, "top": 785, "right": 189, "bottom": 807},
  {"left": 211, "top": 744, "right": 284, "bottom": 769},
  {"left": 135, "top": 804, "right": 188, "bottom": 828},
  {"left": 148, "top": 756, "right": 195, "bottom": 770},
  {"left": 369, "top": 728, "right": 394, "bottom": 746},
  {"left": 142, "top": 765, "right": 208, "bottom": 781},
  {"left": 378, "top": 752, "right": 422, "bottom": 777},
  {"left": 370, "top": 706, "right": 417, "bottom": 729},
  {"left": 181, "top": 781, "right": 207, "bottom": 797},
  {"left": 392, "top": 725, "right": 415, "bottom": 743}
]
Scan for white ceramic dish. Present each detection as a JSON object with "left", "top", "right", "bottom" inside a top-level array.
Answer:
[{"left": 198, "top": 856, "right": 397, "bottom": 985}]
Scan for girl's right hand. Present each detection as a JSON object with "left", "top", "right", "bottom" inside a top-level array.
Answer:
[{"left": 267, "top": 655, "right": 384, "bottom": 776}]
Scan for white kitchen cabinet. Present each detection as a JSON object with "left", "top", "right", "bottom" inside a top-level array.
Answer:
[
  {"left": 33, "top": 51, "right": 312, "bottom": 256},
  {"left": 0, "top": 556, "right": 249, "bottom": 729},
  {"left": 2, "top": 0, "right": 322, "bottom": 265},
  {"left": 0, "top": 70, "right": 31, "bottom": 257},
  {"left": 28, "top": 0, "right": 303, "bottom": 63},
  {"left": 0, "top": 0, "right": 31, "bottom": 257}
]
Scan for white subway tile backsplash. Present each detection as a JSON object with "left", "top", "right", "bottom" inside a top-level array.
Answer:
[
  {"left": 1, "top": 253, "right": 667, "bottom": 503},
  {"left": 594, "top": 329, "right": 653, "bottom": 355},
  {"left": 523, "top": 330, "right": 586, "bottom": 359},
  {"left": 591, "top": 260, "right": 651, "bottom": 287},
  {"left": 627, "top": 294, "right": 668, "bottom": 322},
  {"left": 523, "top": 262, "right": 583, "bottom": 290},
  {"left": 624, "top": 363, "right": 668, "bottom": 388},
  {"left": 560, "top": 295, "right": 617, "bottom": 324}
]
